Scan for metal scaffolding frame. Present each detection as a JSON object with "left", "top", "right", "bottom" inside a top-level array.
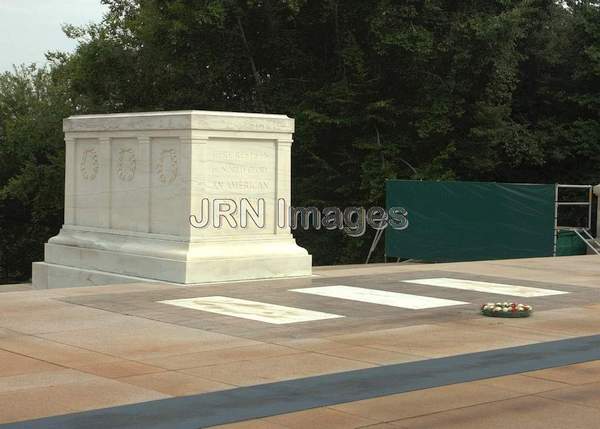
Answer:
[{"left": 553, "top": 184, "right": 599, "bottom": 256}]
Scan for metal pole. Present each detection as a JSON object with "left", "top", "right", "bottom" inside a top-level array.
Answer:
[
  {"left": 366, "top": 226, "right": 386, "bottom": 264},
  {"left": 588, "top": 186, "right": 592, "bottom": 231},
  {"left": 553, "top": 184, "right": 558, "bottom": 256}
]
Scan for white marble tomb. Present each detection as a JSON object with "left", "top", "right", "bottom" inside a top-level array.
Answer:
[{"left": 32, "top": 111, "right": 312, "bottom": 288}]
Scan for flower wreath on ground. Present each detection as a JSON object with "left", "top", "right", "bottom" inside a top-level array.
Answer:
[{"left": 481, "top": 302, "right": 533, "bottom": 318}]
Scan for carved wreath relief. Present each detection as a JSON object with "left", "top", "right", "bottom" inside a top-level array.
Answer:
[
  {"left": 117, "top": 148, "right": 136, "bottom": 181},
  {"left": 156, "top": 148, "right": 178, "bottom": 184},
  {"left": 80, "top": 148, "right": 99, "bottom": 181}
]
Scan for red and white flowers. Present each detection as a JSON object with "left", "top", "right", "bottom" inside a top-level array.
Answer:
[{"left": 481, "top": 302, "right": 532, "bottom": 317}]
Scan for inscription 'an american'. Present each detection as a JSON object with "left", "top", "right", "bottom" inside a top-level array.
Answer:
[
  {"left": 210, "top": 180, "right": 271, "bottom": 192},
  {"left": 207, "top": 147, "right": 274, "bottom": 195}
]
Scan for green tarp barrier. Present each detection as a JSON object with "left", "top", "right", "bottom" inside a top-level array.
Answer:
[
  {"left": 556, "top": 230, "right": 587, "bottom": 256},
  {"left": 385, "top": 180, "right": 556, "bottom": 262}
]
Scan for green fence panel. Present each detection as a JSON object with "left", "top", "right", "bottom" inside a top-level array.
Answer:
[
  {"left": 385, "top": 180, "right": 556, "bottom": 262},
  {"left": 556, "top": 230, "right": 587, "bottom": 256}
]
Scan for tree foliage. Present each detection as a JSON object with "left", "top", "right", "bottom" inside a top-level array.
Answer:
[
  {"left": 1, "top": 0, "right": 600, "bottom": 280},
  {"left": 0, "top": 66, "right": 74, "bottom": 279}
]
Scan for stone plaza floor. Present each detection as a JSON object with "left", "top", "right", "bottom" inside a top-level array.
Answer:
[{"left": 1, "top": 255, "right": 600, "bottom": 428}]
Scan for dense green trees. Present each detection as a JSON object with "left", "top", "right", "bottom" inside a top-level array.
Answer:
[
  {"left": 0, "top": 66, "right": 74, "bottom": 280},
  {"left": 1, "top": 0, "right": 599, "bottom": 280}
]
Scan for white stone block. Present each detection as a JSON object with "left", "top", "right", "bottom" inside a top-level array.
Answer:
[{"left": 33, "top": 111, "right": 312, "bottom": 288}]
